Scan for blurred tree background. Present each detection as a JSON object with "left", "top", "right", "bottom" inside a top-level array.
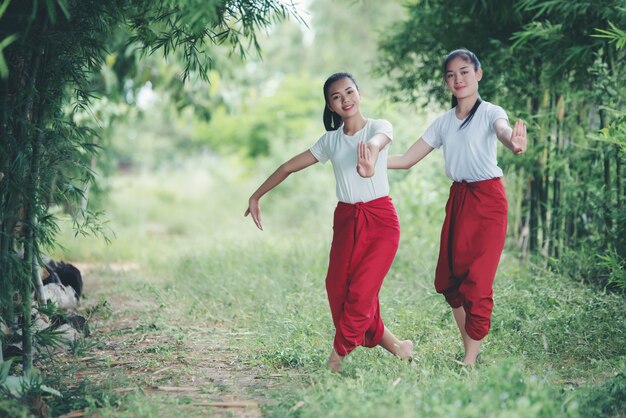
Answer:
[{"left": 93, "top": 0, "right": 626, "bottom": 293}]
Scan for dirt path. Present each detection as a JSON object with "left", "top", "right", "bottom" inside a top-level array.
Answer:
[{"left": 48, "top": 262, "right": 285, "bottom": 418}]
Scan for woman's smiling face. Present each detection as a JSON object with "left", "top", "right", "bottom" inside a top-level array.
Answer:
[
  {"left": 326, "top": 77, "right": 361, "bottom": 118},
  {"left": 444, "top": 56, "right": 482, "bottom": 101}
]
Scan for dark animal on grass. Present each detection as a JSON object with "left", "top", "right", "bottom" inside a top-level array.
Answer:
[
  {"left": 42, "top": 259, "right": 87, "bottom": 331},
  {"left": 43, "top": 259, "right": 83, "bottom": 298}
]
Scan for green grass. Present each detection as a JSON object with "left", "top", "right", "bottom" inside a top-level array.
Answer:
[{"left": 32, "top": 155, "right": 626, "bottom": 417}]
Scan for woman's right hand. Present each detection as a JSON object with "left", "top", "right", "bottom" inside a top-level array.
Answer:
[
  {"left": 510, "top": 119, "right": 527, "bottom": 155},
  {"left": 244, "top": 197, "right": 263, "bottom": 230},
  {"left": 357, "top": 141, "right": 375, "bottom": 177}
]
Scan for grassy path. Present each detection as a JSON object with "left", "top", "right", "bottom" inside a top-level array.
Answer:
[
  {"left": 42, "top": 162, "right": 625, "bottom": 417},
  {"left": 44, "top": 262, "right": 288, "bottom": 417}
]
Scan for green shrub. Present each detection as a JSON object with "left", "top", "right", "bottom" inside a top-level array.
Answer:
[{"left": 578, "top": 372, "right": 626, "bottom": 418}]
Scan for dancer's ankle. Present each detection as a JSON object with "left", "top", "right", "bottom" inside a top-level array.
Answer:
[{"left": 327, "top": 350, "right": 344, "bottom": 372}]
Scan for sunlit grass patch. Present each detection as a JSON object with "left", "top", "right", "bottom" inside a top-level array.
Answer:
[
  {"left": 266, "top": 359, "right": 577, "bottom": 418},
  {"left": 45, "top": 159, "right": 625, "bottom": 417}
]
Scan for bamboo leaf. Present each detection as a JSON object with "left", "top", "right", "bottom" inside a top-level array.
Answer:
[
  {"left": 0, "top": 33, "right": 18, "bottom": 49},
  {"left": 0, "top": 33, "right": 18, "bottom": 78},
  {"left": 55, "top": 0, "right": 70, "bottom": 20},
  {"left": 0, "top": 359, "right": 13, "bottom": 382},
  {"left": 0, "top": 0, "right": 10, "bottom": 20},
  {"left": 44, "top": 0, "right": 57, "bottom": 24},
  {"left": 591, "top": 22, "right": 626, "bottom": 49},
  {"left": 1, "top": 375, "right": 62, "bottom": 397}
]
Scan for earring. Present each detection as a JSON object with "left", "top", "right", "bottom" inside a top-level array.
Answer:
[{"left": 330, "top": 115, "right": 334, "bottom": 129}]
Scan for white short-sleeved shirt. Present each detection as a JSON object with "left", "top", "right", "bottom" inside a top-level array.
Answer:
[
  {"left": 422, "top": 101, "right": 508, "bottom": 182},
  {"left": 309, "top": 118, "right": 393, "bottom": 204}
]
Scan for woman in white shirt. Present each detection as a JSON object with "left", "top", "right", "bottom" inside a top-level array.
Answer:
[
  {"left": 246, "top": 72, "right": 413, "bottom": 372},
  {"left": 388, "top": 49, "right": 527, "bottom": 366}
]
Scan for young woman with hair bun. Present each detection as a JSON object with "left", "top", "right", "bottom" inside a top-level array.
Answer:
[{"left": 246, "top": 72, "right": 413, "bottom": 372}]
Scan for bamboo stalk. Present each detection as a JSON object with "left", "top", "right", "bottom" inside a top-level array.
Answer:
[
  {"left": 0, "top": 76, "right": 7, "bottom": 363},
  {"left": 29, "top": 73, "right": 49, "bottom": 306},
  {"left": 599, "top": 110, "right": 613, "bottom": 242},
  {"left": 617, "top": 144, "right": 623, "bottom": 213},
  {"left": 528, "top": 95, "right": 541, "bottom": 254},
  {"left": 542, "top": 93, "right": 554, "bottom": 257},
  {"left": 19, "top": 15, "right": 47, "bottom": 373},
  {"left": 28, "top": 131, "right": 45, "bottom": 306},
  {"left": 549, "top": 95, "right": 563, "bottom": 258}
]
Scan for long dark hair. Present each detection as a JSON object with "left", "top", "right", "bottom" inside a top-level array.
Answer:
[
  {"left": 322, "top": 72, "right": 358, "bottom": 131},
  {"left": 444, "top": 48, "right": 482, "bottom": 129}
]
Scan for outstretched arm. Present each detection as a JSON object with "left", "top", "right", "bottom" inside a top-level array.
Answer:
[
  {"left": 387, "top": 138, "right": 434, "bottom": 170},
  {"left": 245, "top": 150, "right": 318, "bottom": 230},
  {"left": 495, "top": 119, "right": 527, "bottom": 155},
  {"left": 356, "top": 133, "right": 391, "bottom": 178}
]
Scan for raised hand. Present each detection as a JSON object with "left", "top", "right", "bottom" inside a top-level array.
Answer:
[
  {"left": 357, "top": 141, "right": 375, "bottom": 177},
  {"left": 511, "top": 119, "right": 527, "bottom": 155},
  {"left": 244, "top": 197, "right": 263, "bottom": 230}
]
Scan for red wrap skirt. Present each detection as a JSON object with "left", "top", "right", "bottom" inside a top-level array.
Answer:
[
  {"left": 325, "top": 196, "right": 400, "bottom": 356},
  {"left": 434, "top": 178, "right": 508, "bottom": 341}
]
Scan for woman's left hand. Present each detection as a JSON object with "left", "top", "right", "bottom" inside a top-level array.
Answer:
[{"left": 245, "top": 197, "right": 263, "bottom": 230}]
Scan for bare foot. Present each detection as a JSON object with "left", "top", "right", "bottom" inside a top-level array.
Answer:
[
  {"left": 460, "top": 350, "right": 481, "bottom": 367},
  {"left": 327, "top": 350, "right": 344, "bottom": 372},
  {"left": 460, "top": 355, "right": 479, "bottom": 367},
  {"left": 453, "top": 359, "right": 474, "bottom": 374}
]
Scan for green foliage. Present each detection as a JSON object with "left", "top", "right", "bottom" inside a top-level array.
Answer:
[
  {"left": 44, "top": 376, "right": 127, "bottom": 417},
  {"left": 0, "top": 33, "right": 17, "bottom": 77},
  {"left": 68, "top": 336, "right": 97, "bottom": 357},
  {"left": 1, "top": 372, "right": 62, "bottom": 399},
  {"left": 578, "top": 372, "right": 626, "bottom": 418},
  {"left": 200, "top": 73, "right": 322, "bottom": 158},
  {"left": 597, "top": 250, "right": 626, "bottom": 291},
  {"left": 128, "top": 0, "right": 303, "bottom": 82},
  {"left": 0, "top": 0, "right": 17, "bottom": 78},
  {"left": 0, "top": 361, "right": 62, "bottom": 415},
  {"left": 593, "top": 21, "right": 626, "bottom": 50},
  {"left": 307, "top": 0, "right": 405, "bottom": 88},
  {"left": 0, "top": 398, "right": 31, "bottom": 418},
  {"left": 105, "top": 72, "right": 322, "bottom": 166},
  {"left": 376, "top": 0, "right": 522, "bottom": 107}
]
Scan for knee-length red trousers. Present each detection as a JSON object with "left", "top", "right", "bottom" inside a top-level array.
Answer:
[
  {"left": 326, "top": 196, "right": 400, "bottom": 356},
  {"left": 434, "top": 178, "right": 508, "bottom": 341}
]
